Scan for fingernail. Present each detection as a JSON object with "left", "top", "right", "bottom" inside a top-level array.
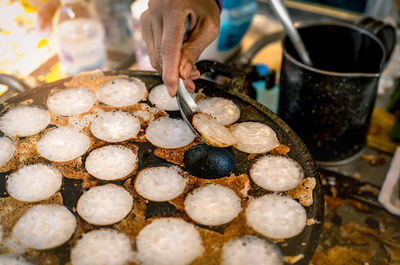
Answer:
[
  {"left": 166, "top": 85, "right": 176, "bottom": 97},
  {"left": 187, "top": 81, "right": 196, "bottom": 93},
  {"left": 182, "top": 62, "right": 192, "bottom": 80}
]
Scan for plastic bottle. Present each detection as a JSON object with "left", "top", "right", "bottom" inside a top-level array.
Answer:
[
  {"left": 252, "top": 64, "right": 279, "bottom": 114},
  {"left": 199, "top": 0, "right": 258, "bottom": 62},
  {"left": 53, "top": 0, "right": 107, "bottom": 75}
]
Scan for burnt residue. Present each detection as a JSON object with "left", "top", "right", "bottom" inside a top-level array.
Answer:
[
  {"left": 145, "top": 201, "right": 184, "bottom": 219},
  {"left": 0, "top": 170, "right": 11, "bottom": 198},
  {"left": 60, "top": 177, "right": 84, "bottom": 209},
  {"left": 196, "top": 223, "right": 226, "bottom": 235}
]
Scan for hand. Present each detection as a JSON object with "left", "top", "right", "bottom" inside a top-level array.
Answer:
[
  {"left": 37, "top": 0, "right": 60, "bottom": 30},
  {"left": 140, "top": 0, "right": 220, "bottom": 97}
]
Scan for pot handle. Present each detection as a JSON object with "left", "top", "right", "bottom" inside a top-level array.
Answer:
[
  {"left": 0, "top": 74, "right": 29, "bottom": 103},
  {"left": 356, "top": 16, "right": 397, "bottom": 66},
  {"left": 195, "top": 60, "right": 247, "bottom": 94}
]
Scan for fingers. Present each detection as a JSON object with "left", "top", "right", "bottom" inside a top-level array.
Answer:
[
  {"left": 179, "top": 6, "right": 220, "bottom": 80},
  {"left": 140, "top": 0, "right": 220, "bottom": 97},
  {"left": 37, "top": 0, "right": 60, "bottom": 31},
  {"left": 183, "top": 79, "right": 196, "bottom": 93},
  {"left": 140, "top": 10, "right": 162, "bottom": 72},
  {"left": 190, "top": 67, "right": 201, "bottom": 80},
  {"left": 162, "top": 12, "right": 187, "bottom": 97}
]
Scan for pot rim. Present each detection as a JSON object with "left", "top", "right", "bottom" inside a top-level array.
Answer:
[{"left": 282, "top": 22, "right": 386, "bottom": 78}]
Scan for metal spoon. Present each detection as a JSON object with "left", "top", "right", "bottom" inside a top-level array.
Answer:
[
  {"left": 176, "top": 16, "right": 210, "bottom": 144},
  {"left": 269, "top": 0, "right": 312, "bottom": 66}
]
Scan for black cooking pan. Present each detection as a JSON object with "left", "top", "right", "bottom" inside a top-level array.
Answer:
[{"left": 0, "top": 60, "right": 323, "bottom": 264}]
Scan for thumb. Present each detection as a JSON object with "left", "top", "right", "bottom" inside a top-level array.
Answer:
[{"left": 179, "top": 17, "right": 220, "bottom": 79}]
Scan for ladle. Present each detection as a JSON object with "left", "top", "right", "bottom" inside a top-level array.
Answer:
[
  {"left": 176, "top": 15, "right": 209, "bottom": 144},
  {"left": 269, "top": 0, "right": 312, "bottom": 66},
  {"left": 176, "top": 16, "right": 236, "bottom": 178}
]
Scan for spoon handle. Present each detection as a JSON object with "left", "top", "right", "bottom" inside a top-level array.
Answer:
[
  {"left": 177, "top": 15, "right": 199, "bottom": 114},
  {"left": 269, "top": 0, "right": 312, "bottom": 66},
  {"left": 176, "top": 15, "right": 208, "bottom": 144}
]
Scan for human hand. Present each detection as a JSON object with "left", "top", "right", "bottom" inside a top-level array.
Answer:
[
  {"left": 140, "top": 0, "right": 220, "bottom": 97},
  {"left": 37, "top": 0, "right": 60, "bottom": 30}
]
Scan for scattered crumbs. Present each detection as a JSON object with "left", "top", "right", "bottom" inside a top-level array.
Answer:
[
  {"left": 281, "top": 242, "right": 288, "bottom": 247},
  {"left": 194, "top": 91, "right": 206, "bottom": 102},
  {"left": 323, "top": 222, "right": 333, "bottom": 230},
  {"left": 301, "top": 242, "right": 306, "bottom": 246},
  {"left": 28, "top": 249, "right": 60, "bottom": 265},
  {"left": 346, "top": 199, "right": 371, "bottom": 214},
  {"left": 247, "top": 153, "right": 259, "bottom": 160},
  {"left": 20, "top": 99, "right": 33, "bottom": 104},
  {"left": 311, "top": 246, "right": 371, "bottom": 265},
  {"left": 284, "top": 254, "right": 304, "bottom": 264},
  {"left": 353, "top": 172, "right": 362, "bottom": 179},
  {"left": 271, "top": 238, "right": 284, "bottom": 243},
  {"left": 324, "top": 195, "right": 344, "bottom": 211},
  {"left": 286, "top": 177, "right": 316, "bottom": 206},
  {"left": 330, "top": 186, "right": 338, "bottom": 198},
  {"left": 340, "top": 222, "right": 374, "bottom": 245},
  {"left": 361, "top": 154, "right": 386, "bottom": 166},
  {"left": 379, "top": 222, "right": 386, "bottom": 233},
  {"left": 240, "top": 180, "right": 250, "bottom": 197},
  {"left": 307, "top": 218, "right": 320, "bottom": 226},
  {"left": 322, "top": 239, "right": 331, "bottom": 247},
  {"left": 269, "top": 144, "right": 291, "bottom": 155}
]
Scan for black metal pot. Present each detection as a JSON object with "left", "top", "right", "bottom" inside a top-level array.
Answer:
[{"left": 278, "top": 21, "right": 396, "bottom": 165}]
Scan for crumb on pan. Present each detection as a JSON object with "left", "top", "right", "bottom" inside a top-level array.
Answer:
[{"left": 286, "top": 177, "right": 316, "bottom": 206}]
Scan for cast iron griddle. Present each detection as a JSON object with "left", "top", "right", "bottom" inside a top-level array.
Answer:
[{"left": 0, "top": 61, "right": 324, "bottom": 264}]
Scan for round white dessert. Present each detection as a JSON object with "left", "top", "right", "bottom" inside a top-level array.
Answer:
[
  {"left": 198, "top": 97, "right": 240, "bottom": 126},
  {"left": 96, "top": 78, "right": 147, "bottom": 107},
  {"left": 137, "top": 218, "right": 204, "bottom": 265},
  {"left": 12, "top": 204, "right": 76, "bottom": 250},
  {"left": 7, "top": 164, "right": 62, "bottom": 202},
  {"left": 145, "top": 117, "right": 194, "bottom": 148},
  {"left": 47, "top": 87, "right": 95, "bottom": 116},
  {"left": 0, "top": 136, "right": 16, "bottom": 166},
  {"left": 250, "top": 155, "right": 303, "bottom": 192},
  {"left": 221, "top": 236, "right": 283, "bottom": 265},
  {"left": 71, "top": 229, "right": 135, "bottom": 265},
  {"left": 85, "top": 145, "right": 137, "bottom": 180},
  {"left": 184, "top": 184, "right": 242, "bottom": 226},
  {"left": 135, "top": 166, "right": 186, "bottom": 201},
  {"left": 230, "top": 122, "right": 279, "bottom": 154},
  {"left": 148, "top": 84, "right": 179, "bottom": 111},
  {"left": 91, "top": 111, "right": 140, "bottom": 142},
  {"left": 246, "top": 194, "right": 306, "bottom": 239},
  {"left": 0, "top": 105, "right": 50, "bottom": 137},
  {"left": 76, "top": 184, "right": 133, "bottom": 225},
  {"left": 192, "top": 113, "right": 236, "bottom": 147},
  {"left": 37, "top": 127, "right": 90, "bottom": 162}
]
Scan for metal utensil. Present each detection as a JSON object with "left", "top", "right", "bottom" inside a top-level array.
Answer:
[
  {"left": 176, "top": 16, "right": 209, "bottom": 144},
  {"left": 269, "top": 0, "right": 312, "bottom": 66}
]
